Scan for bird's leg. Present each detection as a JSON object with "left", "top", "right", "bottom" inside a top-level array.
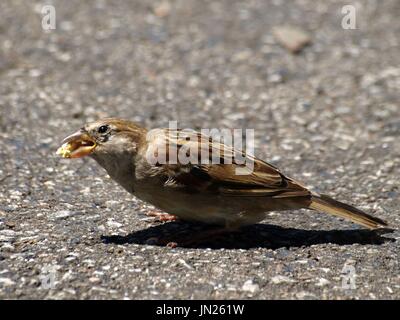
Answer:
[{"left": 145, "top": 210, "right": 178, "bottom": 222}]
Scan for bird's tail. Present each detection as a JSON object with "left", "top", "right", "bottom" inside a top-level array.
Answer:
[{"left": 309, "top": 194, "right": 387, "bottom": 229}]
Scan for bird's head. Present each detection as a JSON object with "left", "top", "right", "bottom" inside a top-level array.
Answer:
[{"left": 56, "top": 118, "right": 146, "bottom": 159}]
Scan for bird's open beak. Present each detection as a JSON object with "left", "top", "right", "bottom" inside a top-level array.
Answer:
[{"left": 56, "top": 130, "right": 96, "bottom": 158}]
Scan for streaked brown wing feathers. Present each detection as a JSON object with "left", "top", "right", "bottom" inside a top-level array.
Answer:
[{"left": 156, "top": 129, "right": 309, "bottom": 198}]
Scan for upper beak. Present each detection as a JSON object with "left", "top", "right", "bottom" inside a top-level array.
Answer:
[{"left": 56, "top": 129, "right": 97, "bottom": 158}]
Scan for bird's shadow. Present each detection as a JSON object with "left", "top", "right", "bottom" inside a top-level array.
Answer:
[{"left": 101, "top": 221, "right": 395, "bottom": 249}]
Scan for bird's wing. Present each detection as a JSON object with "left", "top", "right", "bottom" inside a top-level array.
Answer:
[{"left": 146, "top": 129, "right": 310, "bottom": 198}]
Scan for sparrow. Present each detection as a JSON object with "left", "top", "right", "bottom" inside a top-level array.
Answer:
[{"left": 56, "top": 118, "right": 387, "bottom": 238}]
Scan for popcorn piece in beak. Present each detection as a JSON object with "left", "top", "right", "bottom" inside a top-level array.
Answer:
[
  {"left": 56, "top": 131, "right": 96, "bottom": 158},
  {"left": 56, "top": 142, "right": 74, "bottom": 158}
]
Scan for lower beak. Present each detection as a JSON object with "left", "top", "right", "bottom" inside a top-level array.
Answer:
[{"left": 56, "top": 130, "right": 96, "bottom": 158}]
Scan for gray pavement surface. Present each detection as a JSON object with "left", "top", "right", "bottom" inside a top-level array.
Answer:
[{"left": 0, "top": 0, "right": 399, "bottom": 299}]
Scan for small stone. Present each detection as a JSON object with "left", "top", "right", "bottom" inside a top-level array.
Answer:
[
  {"left": 296, "top": 291, "right": 317, "bottom": 299},
  {"left": 1, "top": 243, "right": 15, "bottom": 251},
  {"left": 315, "top": 278, "right": 331, "bottom": 287},
  {"left": 0, "top": 229, "right": 16, "bottom": 242},
  {"left": 105, "top": 200, "right": 120, "bottom": 209},
  {"left": 268, "top": 73, "right": 284, "bottom": 83},
  {"left": 226, "top": 284, "right": 237, "bottom": 291},
  {"left": 65, "top": 256, "right": 78, "bottom": 262},
  {"left": 275, "top": 248, "right": 291, "bottom": 259},
  {"left": 273, "top": 26, "right": 311, "bottom": 53},
  {"left": 50, "top": 210, "right": 77, "bottom": 220},
  {"left": 106, "top": 219, "right": 123, "bottom": 229},
  {"left": 29, "top": 69, "right": 42, "bottom": 77},
  {"left": 271, "top": 275, "right": 296, "bottom": 284},
  {"left": 0, "top": 277, "right": 15, "bottom": 286},
  {"left": 369, "top": 293, "right": 377, "bottom": 299},
  {"left": 89, "top": 277, "right": 101, "bottom": 284},
  {"left": 178, "top": 259, "right": 193, "bottom": 270},
  {"left": 5, "top": 221, "right": 16, "bottom": 228},
  {"left": 82, "top": 259, "right": 96, "bottom": 268},
  {"left": 153, "top": 2, "right": 171, "bottom": 18},
  {"left": 242, "top": 280, "right": 260, "bottom": 293}
]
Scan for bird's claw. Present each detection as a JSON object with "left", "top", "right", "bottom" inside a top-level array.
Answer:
[{"left": 145, "top": 211, "right": 178, "bottom": 223}]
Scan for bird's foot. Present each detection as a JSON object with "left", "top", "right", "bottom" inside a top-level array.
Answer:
[{"left": 145, "top": 210, "right": 178, "bottom": 223}]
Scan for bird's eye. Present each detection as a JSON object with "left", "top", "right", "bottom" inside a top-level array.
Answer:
[{"left": 98, "top": 125, "right": 109, "bottom": 134}]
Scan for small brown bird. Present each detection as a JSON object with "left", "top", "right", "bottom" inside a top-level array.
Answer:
[{"left": 57, "top": 118, "right": 387, "bottom": 240}]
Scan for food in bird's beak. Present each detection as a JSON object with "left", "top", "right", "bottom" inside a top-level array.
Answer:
[{"left": 56, "top": 131, "right": 96, "bottom": 158}]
